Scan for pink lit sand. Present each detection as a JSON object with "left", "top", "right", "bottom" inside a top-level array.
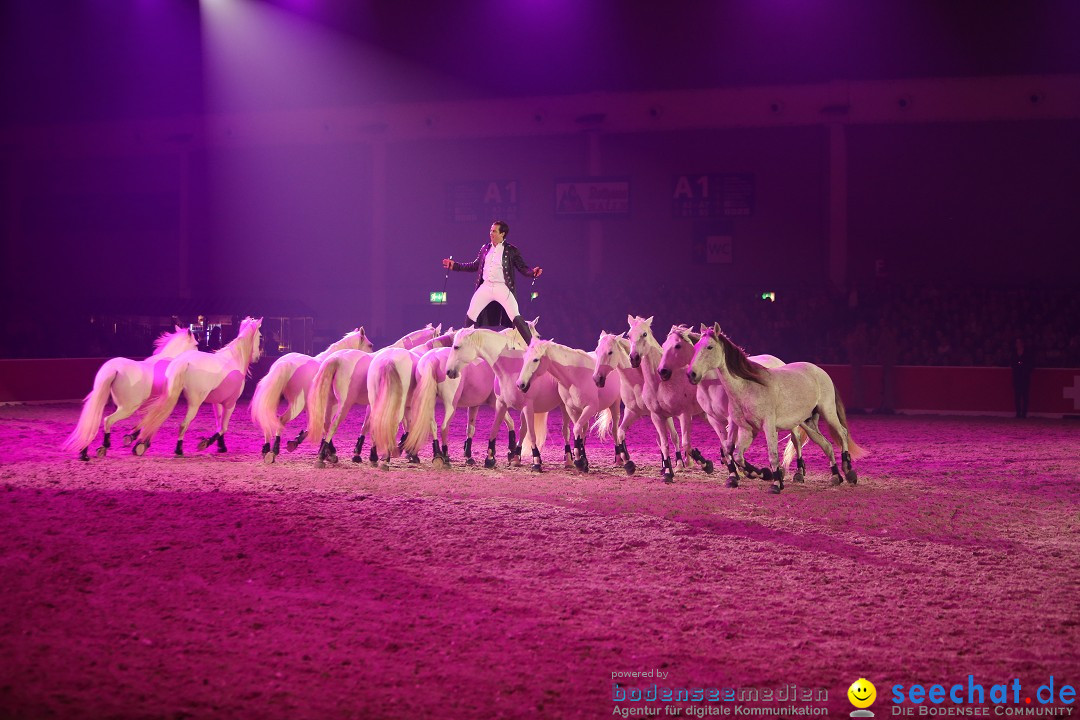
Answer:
[{"left": 1, "top": 403, "right": 1077, "bottom": 719}]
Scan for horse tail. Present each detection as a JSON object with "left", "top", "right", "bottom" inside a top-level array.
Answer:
[
  {"left": 531, "top": 411, "right": 549, "bottom": 451},
  {"left": 401, "top": 358, "right": 437, "bottom": 455},
  {"left": 781, "top": 426, "right": 811, "bottom": 470},
  {"left": 590, "top": 407, "right": 613, "bottom": 442},
  {"left": 250, "top": 359, "right": 292, "bottom": 442},
  {"left": 62, "top": 362, "right": 119, "bottom": 451},
  {"left": 305, "top": 354, "right": 341, "bottom": 445},
  {"left": 369, "top": 360, "right": 405, "bottom": 458},
  {"left": 137, "top": 361, "right": 187, "bottom": 440},
  {"left": 832, "top": 387, "right": 869, "bottom": 459}
]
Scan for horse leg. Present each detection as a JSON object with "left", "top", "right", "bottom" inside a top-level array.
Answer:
[
  {"left": 821, "top": 408, "right": 858, "bottom": 484},
  {"left": 617, "top": 407, "right": 641, "bottom": 475},
  {"left": 791, "top": 431, "right": 807, "bottom": 484},
  {"left": 100, "top": 401, "right": 138, "bottom": 457},
  {"left": 648, "top": 413, "right": 675, "bottom": 483},
  {"left": 463, "top": 406, "right": 479, "bottom": 465},
  {"left": 727, "top": 424, "right": 754, "bottom": 488},
  {"left": 215, "top": 402, "right": 237, "bottom": 453},
  {"left": 800, "top": 419, "right": 843, "bottom": 486},
  {"left": 174, "top": 395, "right": 204, "bottom": 457},
  {"left": 484, "top": 438, "right": 497, "bottom": 469},
  {"left": 762, "top": 422, "right": 785, "bottom": 494}
]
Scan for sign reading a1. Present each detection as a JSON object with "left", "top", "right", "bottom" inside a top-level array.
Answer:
[
  {"left": 672, "top": 174, "right": 754, "bottom": 218},
  {"left": 446, "top": 180, "right": 519, "bottom": 223}
]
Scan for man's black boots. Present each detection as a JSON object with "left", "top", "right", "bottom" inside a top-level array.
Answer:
[{"left": 512, "top": 315, "right": 533, "bottom": 345}]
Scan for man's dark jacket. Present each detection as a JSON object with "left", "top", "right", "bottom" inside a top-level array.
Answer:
[{"left": 452, "top": 241, "right": 537, "bottom": 297}]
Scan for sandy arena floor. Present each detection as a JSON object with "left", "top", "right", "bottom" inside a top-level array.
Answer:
[{"left": 1, "top": 402, "right": 1078, "bottom": 719}]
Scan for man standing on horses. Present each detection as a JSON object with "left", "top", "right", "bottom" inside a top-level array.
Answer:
[{"left": 442, "top": 220, "right": 542, "bottom": 345}]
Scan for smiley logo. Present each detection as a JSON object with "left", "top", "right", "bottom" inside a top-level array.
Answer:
[{"left": 848, "top": 678, "right": 877, "bottom": 709}]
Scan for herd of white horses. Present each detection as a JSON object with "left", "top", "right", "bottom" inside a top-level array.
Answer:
[{"left": 63, "top": 315, "right": 865, "bottom": 493}]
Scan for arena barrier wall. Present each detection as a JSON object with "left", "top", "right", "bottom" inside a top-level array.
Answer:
[{"left": 1, "top": 358, "right": 1078, "bottom": 417}]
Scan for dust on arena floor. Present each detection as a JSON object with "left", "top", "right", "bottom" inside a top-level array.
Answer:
[{"left": 1, "top": 401, "right": 1077, "bottom": 719}]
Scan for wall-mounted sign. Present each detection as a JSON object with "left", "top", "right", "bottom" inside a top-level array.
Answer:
[
  {"left": 692, "top": 220, "right": 735, "bottom": 265},
  {"left": 555, "top": 178, "right": 630, "bottom": 216},
  {"left": 672, "top": 173, "right": 754, "bottom": 218},
  {"left": 446, "top": 180, "right": 519, "bottom": 223}
]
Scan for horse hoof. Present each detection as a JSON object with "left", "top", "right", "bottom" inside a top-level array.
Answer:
[
  {"left": 793, "top": 472, "right": 805, "bottom": 483},
  {"left": 532, "top": 463, "right": 543, "bottom": 472},
  {"left": 662, "top": 472, "right": 675, "bottom": 484},
  {"left": 466, "top": 458, "right": 476, "bottom": 466},
  {"left": 286, "top": 441, "right": 299, "bottom": 452},
  {"left": 574, "top": 458, "right": 585, "bottom": 470},
  {"left": 351, "top": 455, "right": 362, "bottom": 463},
  {"left": 378, "top": 461, "right": 390, "bottom": 471},
  {"left": 846, "top": 469, "right": 858, "bottom": 485},
  {"left": 122, "top": 434, "right": 135, "bottom": 447},
  {"left": 726, "top": 476, "right": 739, "bottom": 488},
  {"left": 483, "top": 457, "right": 496, "bottom": 469},
  {"left": 577, "top": 461, "right": 589, "bottom": 473},
  {"left": 174, "top": 449, "right": 184, "bottom": 457},
  {"left": 432, "top": 456, "right": 446, "bottom": 469},
  {"left": 769, "top": 484, "right": 782, "bottom": 494},
  {"left": 327, "top": 454, "right": 338, "bottom": 464},
  {"left": 133, "top": 443, "right": 146, "bottom": 456},
  {"left": 196, "top": 438, "right": 210, "bottom": 451},
  {"left": 95, "top": 446, "right": 107, "bottom": 459},
  {"left": 831, "top": 475, "right": 843, "bottom": 486},
  {"left": 624, "top": 461, "right": 636, "bottom": 475},
  {"left": 408, "top": 454, "right": 420, "bottom": 464},
  {"left": 262, "top": 452, "right": 276, "bottom": 465},
  {"left": 315, "top": 459, "right": 326, "bottom": 469},
  {"left": 703, "top": 460, "right": 714, "bottom": 474}
]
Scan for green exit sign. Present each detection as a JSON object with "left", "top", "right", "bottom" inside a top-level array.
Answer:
[{"left": 429, "top": 291, "right": 447, "bottom": 305}]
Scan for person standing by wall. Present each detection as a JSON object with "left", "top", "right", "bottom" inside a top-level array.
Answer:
[{"left": 1010, "top": 337, "right": 1034, "bottom": 418}]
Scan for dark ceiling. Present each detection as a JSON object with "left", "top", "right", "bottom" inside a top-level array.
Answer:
[{"left": 2, "top": 0, "right": 1078, "bottom": 126}]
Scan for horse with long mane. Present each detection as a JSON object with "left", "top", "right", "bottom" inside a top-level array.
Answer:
[
  {"left": 250, "top": 327, "right": 371, "bottom": 463},
  {"left": 62, "top": 326, "right": 198, "bottom": 460},
  {"left": 626, "top": 315, "right": 716, "bottom": 482},
  {"left": 657, "top": 324, "right": 801, "bottom": 487},
  {"left": 401, "top": 329, "right": 520, "bottom": 466},
  {"left": 445, "top": 325, "right": 571, "bottom": 471},
  {"left": 303, "top": 324, "right": 450, "bottom": 466},
  {"left": 133, "top": 317, "right": 263, "bottom": 456},
  {"left": 516, "top": 337, "right": 620, "bottom": 473},
  {"left": 591, "top": 330, "right": 679, "bottom": 475},
  {"left": 687, "top": 323, "right": 866, "bottom": 494}
]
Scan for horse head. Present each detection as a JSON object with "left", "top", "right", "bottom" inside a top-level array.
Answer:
[
  {"left": 243, "top": 317, "right": 264, "bottom": 365},
  {"left": 352, "top": 327, "right": 374, "bottom": 353},
  {"left": 658, "top": 325, "right": 698, "bottom": 381},
  {"left": 592, "top": 331, "right": 628, "bottom": 388},
  {"left": 446, "top": 327, "right": 479, "bottom": 379},
  {"left": 687, "top": 324, "right": 724, "bottom": 385},
  {"left": 516, "top": 337, "right": 550, "bottom": 393},
  {"left": 626, "top": 315, "right": 655, "bottom": 369},
  {"left": 153, "top": 325, "right": 199, "bottom": 357}
]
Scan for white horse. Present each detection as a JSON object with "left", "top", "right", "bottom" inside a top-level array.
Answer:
[
  {"left": 688, "top": 323, "right": 866, "bottom": 494},
  {"left": 626, "top": 315, "right": 716, "bottom": 482},
  {"left": 63, "top": 326, "right": 198, "bottom": 461},
  {"left": 657, "top": 324, "right": 800, "bottom": 487},
  {"left": 445, "top": 326, "right": 571, "bottom": 471},
  {"left": 303, "top": 325, "right": 451, "bottom": 466},
  {"left": 591, "top": 331, "right": 679, "bottom": 475},
  {"left": 133, "top": 317, "right": 263, "bottom": 456},
  {"left": 365, "top": 346, "right": 419, "bottom": 470},
  {"left": 250, "top": 327, "right": 371, "bottom": 463},
  {"left": 516, "top": 338, "right": 620, "bottom": 473},
  {"left": 401, "top": 330, "right": 520, "bottom": 466}
]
